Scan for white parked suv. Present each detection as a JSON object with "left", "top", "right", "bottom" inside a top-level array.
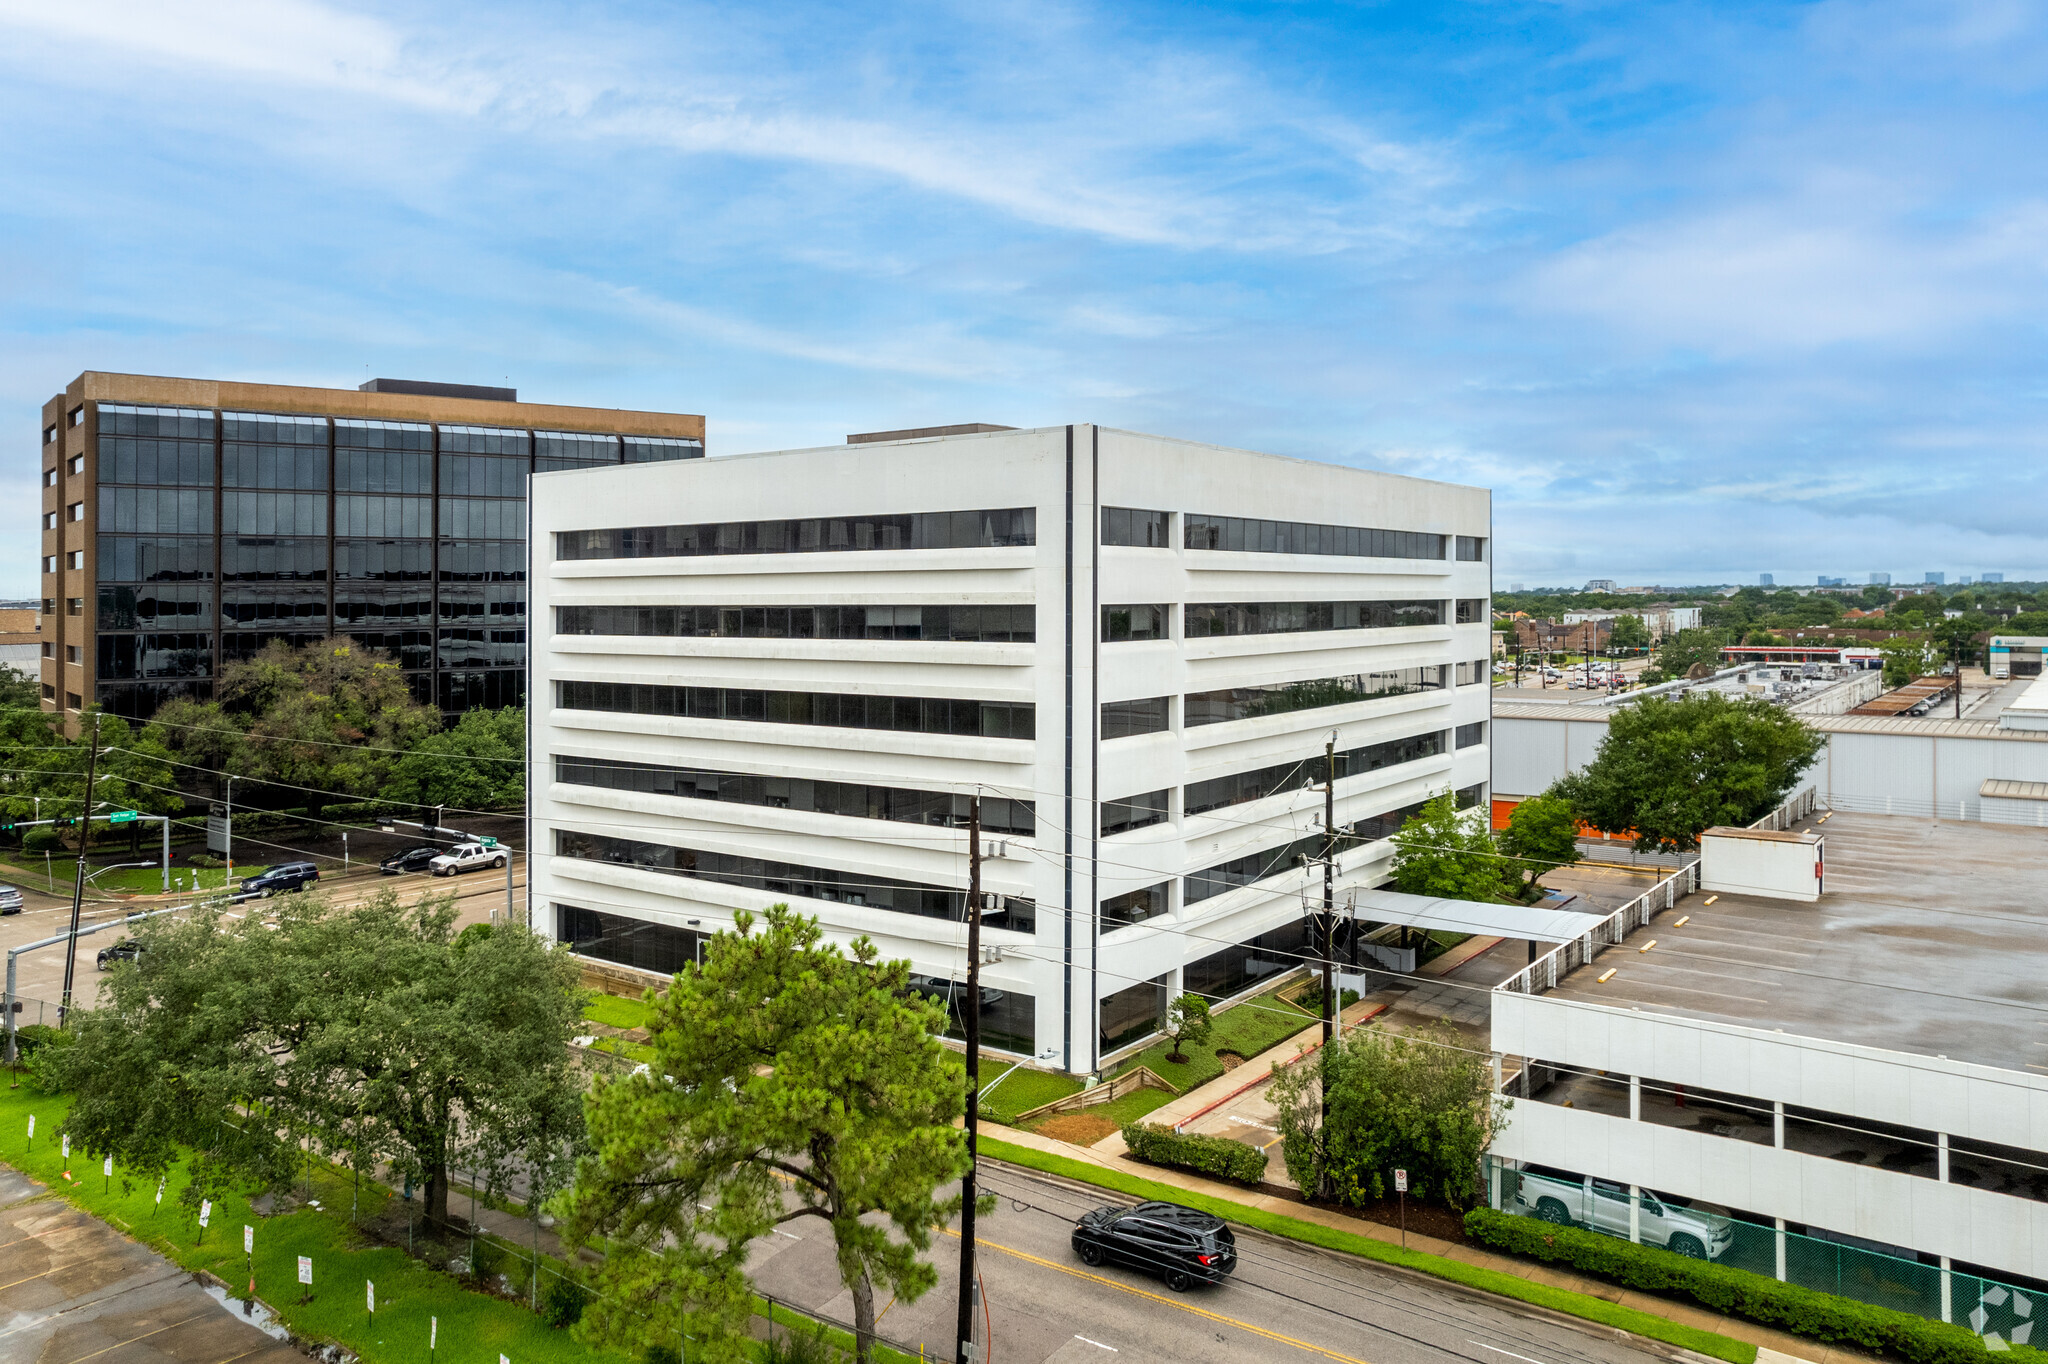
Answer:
[
  {"left": 1511, "top": 1165, "right": 1734, "bottom": 1260},
  {"left": 430, "top": 842, "right": 508, "bottom": 877}
]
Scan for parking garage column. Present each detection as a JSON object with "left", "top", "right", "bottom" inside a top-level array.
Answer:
[
  {"left": 1629, "top": 1186, "right": 1641, "bottom": 1244},
  {"left": 1775, "top": 1219, "right": 1787, "bottom": 1281},
  {"left": 1937, "top": 1131, "right": 1950, "bottom": 1183},
  {"left": 1629, "top": 1074, "right": 1641, "bottom": 1121},
  {"left": 1773, "top": 1100, "right": 1785, "bottom": 1147}
]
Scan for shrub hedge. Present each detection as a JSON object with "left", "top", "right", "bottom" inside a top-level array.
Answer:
[
  {"left": 1465, "top": 1208, "right": 2046, "bottom": 1364},
  {"left": 1121, "top": 1122, "right": 1266, "bottom": 1186}
]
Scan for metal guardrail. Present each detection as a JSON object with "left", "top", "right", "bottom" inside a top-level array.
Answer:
[
  {"left": 1748, "top": 786, "right": 1821, "bottom": 832},
  {"left": 1495, "top": 861, "right": 1701, "bottom": 996}
]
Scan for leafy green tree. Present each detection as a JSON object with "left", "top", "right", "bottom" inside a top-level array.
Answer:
[
  {"left": 0, "top": 699, "right": 74, "bottom": 832},
  {"left": 1553, "top": 693, "right": 1824, "bottom": 853},
  {"left": 1161, "top": 992, "right": 1214, "bottom": 1064},
  {"left": 1268, "top": 1020, "right": 1503, "bottom": 1210},
  {"left": 560, "top": 907, "right": 974, "bottom": 1364},
  {"left": 1390, "top": 792, "right": 1506, "bottom": 903},
  {"left": 53, "top": 889, "right": 585, "bottom": 1229},
  {"left": 381, "top": 706, "right": 526, "bottom": 811},
  {"left": 1931, "top": 613, "right": 1991, "bottom": 672},
  {"left": 1654, "top": 627, "right": 1726, "bottom": 680},
  {"left": 148, "top": 637, "right": 441, "bottom": 816},
  {"left": 1496, "top": 792, "right": 1581, "bottom": 902},
  {"left": 1879, "top": 634, "right": 1945, "bottom": 687},
  {"left": 1607, "top": 615, "right": 1650, "bottom": 653}
]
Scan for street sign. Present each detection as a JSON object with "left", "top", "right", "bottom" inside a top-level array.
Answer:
[
  {"left": 478, "top": 836, "right": 498, "bottom": 848},
  {"left": 298, "top": 1255, "right": 313, "bottom": 1285},
  {"left": 103, "top": 1154, "right": 113, "bottom": 1177},
  {"left": 109, "top": 810, "right": 138, "bottom": 824},
  {"left": 1393, "top": 1169, "right": 1408, "bottom": 1193},
  {"left": 245, "top": 1224, "right": 254, "bottom": 1253},
  {"left": 367, "top": 1280, "right": 376, "bottom": 1314},
  {"left": 198, "top": 1200, "right": 212, "bottom": 1228}
]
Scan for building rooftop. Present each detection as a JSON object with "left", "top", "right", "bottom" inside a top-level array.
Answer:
[{"left": 1544, "top": 811, "right": 2048, "bottom": 1070}]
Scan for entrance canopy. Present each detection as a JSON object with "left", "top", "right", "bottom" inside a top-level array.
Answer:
[{"left": 1343, "top": 886, "right": 1611, "bottom": 943}]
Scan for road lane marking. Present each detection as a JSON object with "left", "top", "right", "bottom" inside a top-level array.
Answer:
[
  {"left": 1074, "top": 1335, "right": 1118, "bottom": 1351},
  {"left": 1470, "top": 1342, "right": 1550, "bottom": 1364},
  {"left": 940, "top": 1229, "right": 1373, "bottom": 1364}
]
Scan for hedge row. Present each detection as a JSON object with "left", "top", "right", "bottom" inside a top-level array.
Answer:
[
  {"left": 1121, "top": 1122, "right": 1266, "bottom": 1186},
  {"left": 1465, "top": 1208, "right": 2044, "bottom": 1364}
]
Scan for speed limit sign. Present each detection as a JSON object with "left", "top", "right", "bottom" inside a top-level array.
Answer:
[{"left": 1393, "top": 1168, "right": 1408, "bottom": 1192}]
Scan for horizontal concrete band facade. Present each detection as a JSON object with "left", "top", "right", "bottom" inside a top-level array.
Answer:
[
  {"left": 1493, "top": 991, "right": 2048, "bottom": 1280},
  {"left": 529, "top": 425, "right": 1493, "bottom": 1073}
]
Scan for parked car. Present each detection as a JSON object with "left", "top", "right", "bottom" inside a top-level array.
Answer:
[
  {"left": 1070, "top": 1200, "right": 1238, "bottom": 1291},
  {"left": 239, "top": 862, "right": 321, "bottom": 897},
  {"left": 430, "top": 842, "right": 507, "bottom": 877},
  {"left": 1510, "top": 1164, "right": 1733, "bottom": 1260},
  {"left": 96, "top": 938, "right": 144, "bottom": 970},
  {"left": 0, "top": 883, "right": 22, "bottom": 916},
  {"left": 380, "top": 845, "right": 442, "bottom": 875}
]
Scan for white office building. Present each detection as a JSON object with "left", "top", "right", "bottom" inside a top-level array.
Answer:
[{"left": 527, "top": 425, "right": 1492, "bottom": 1074}]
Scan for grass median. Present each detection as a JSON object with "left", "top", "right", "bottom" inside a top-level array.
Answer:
[{"left": 979, "top": 1135, "right": 1759, "bottom": 1364}]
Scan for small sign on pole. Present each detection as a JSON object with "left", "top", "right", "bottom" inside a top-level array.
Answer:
[
  {"left": 155, "top": 1177, "right": 165, "bottom": 1209},
  {"left": 298, "top": 1255, "right": 313, "bottom": 1285},
  {"left": 245, "top": 1224, "right": 255, "bottom": 1254},
  {"left": 199, "top": 1199, "right": 211, "bottom": 1227},
  {"left": 25, "top": 1114, "right": 32, "bottom": 1149},
  {"left": 367, "top": 1280, "right": 375, "bottom": 1316},
  {"left": 1393, "top": 1169, "right": 1408, "bottom": 1250},
  {"left": 1393, "top": 1168, "right": 1408, "bottom": 1192},
  {"left": 103, "top": 1153, "right": 113, "bottom": 1192},
  {"left": 110, "top": 810, "right": 139, "bottom": 824},
  {"left": 61, "top": 1133, "right": 69, "bottom": 1161}
]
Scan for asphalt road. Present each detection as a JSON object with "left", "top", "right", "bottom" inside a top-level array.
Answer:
[
  {"left": 0, "top": 858, "right": 524, "bottom": 1025},
  {"left": 746, "top": 1160, "right": 1680, "bottom": 1364}
]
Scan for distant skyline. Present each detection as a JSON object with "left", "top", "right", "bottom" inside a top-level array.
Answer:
[{"left": 6, "top": 0, "right": 2048, "bottom": 593}]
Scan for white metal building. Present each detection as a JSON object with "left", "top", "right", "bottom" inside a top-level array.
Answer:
[{"left": 527, "top": 425, "right": 1493, "bottom": 1075}]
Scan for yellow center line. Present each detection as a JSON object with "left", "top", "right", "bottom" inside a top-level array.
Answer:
[{"left": 941, "top": 1228, "right": 1373, "bottom": 1364}]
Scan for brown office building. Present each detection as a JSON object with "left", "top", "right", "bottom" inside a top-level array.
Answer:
[{"left": 39, "top": 373, "right": 704, "bottom": 722}]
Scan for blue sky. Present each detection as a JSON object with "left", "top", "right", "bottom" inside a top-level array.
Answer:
[{"left": 4, "top": 0, "right": 2046, "bottom": 590}]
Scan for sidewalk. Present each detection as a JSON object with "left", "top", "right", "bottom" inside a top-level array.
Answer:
[{"left": 980, "top": 1119, "right": 1848, "bottom": 1364}]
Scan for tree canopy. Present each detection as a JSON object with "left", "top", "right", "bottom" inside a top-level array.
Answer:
[
  {"left": 0, "top": 705, "right": 182, "bottom": 846},
  {"left": 560, "top": 907, "right": 973, "bottom": 1364},
  {"left": 1654, "top": 627, "right": 1727, "bottom": 680},
  {"left": 1269, "top": 1020, "right": 1502, "bottom": 1210},
  {"left": 1389, "top": 792, "right": 1505, "bottom": 903},
  {"left": 1553, "top": 693, "right": 1824, "bottom": 853},
  {"left": 1496, "top": 793, "right": 1582, "bottom": 902},
  {"left": 53, "top": 889, "right": 585, "bottom": 1228},
  {"left": 379, "top": 705, "right": 526, "bottom": 811},
  {"left": 145, "top": 637, "right": 442, "bottom": 813}
]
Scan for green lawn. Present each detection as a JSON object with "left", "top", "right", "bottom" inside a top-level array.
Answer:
[
  {"left": 979, "top": 1137, "right": 1758, "bottom": 1364},
  {"left": 0, "top": 858, "right": 272, "bottom": 895},
  {"left": 1110, "top": 979, "right": 1317, "bottom": 1093},
  {"left": 1021, "top": 1085, "right": 1174, "bottom": 1134},
  {"left": 0, "top": 1082, "right": 615, "bottom": 1363},
  {"left": 582, "top": 993, "right": 657, "bottom": 1032},
  {"left": 976, "top": 1065, "right": 1085, "bottom": 1124},
  {"left": 591, "top": 1037, "right": 656, "bottom": 1063}
]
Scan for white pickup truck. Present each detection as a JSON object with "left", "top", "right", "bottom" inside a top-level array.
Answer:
[
  {"left": 1510, "top": 1165, "right": 1734, "bottom": 1260},
  {"left": 430, "top": 842, "right": 508, "bottom": 877}
]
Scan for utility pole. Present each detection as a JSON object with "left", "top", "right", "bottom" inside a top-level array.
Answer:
[
  {"left": 59, "top": 713, "right": 102, "bottom": 1026},
  {"left": 1319, "top": 735, "right": 1337, "bottom": 1202},
  {"left": 955, "top": 795, "right": 983, "bottom": 1364}
]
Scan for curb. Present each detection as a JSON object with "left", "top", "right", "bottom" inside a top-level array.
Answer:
[{"left": 1172, "top": 1004, "right": 1387, "bottom": 1133}]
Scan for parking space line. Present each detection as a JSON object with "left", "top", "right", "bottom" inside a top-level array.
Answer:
[{"left": 941, "top": 1228, "right": 1374, "bottom": 1364}]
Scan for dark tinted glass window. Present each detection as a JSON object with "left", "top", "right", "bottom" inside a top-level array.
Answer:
[
  {"left": 223, "top": 538, "right": 327, "bottom": 581},
  {"left": 556, "top": 829, "right": 1035, "bottom": 933},
  {"left": 334, "top": 419, "right": 432, "bottom": 451},
  {"left": 1184, "top": 918, "right": 1311, "bottom": 1001},
  {"left": 623, "top": 435, "right": 704, "bottom": 462},
  {"left": 98, "top": 487, "right": 213, "bottom": 534},
  {"left": 439, "top": 424, "right": 529, "bottom": 457},
  {"left": 1455, "top": 722, "right": 1485, "bottom": 748},
  {"left": 1101, "top": 788, "right": 1170, "bottom": 836},
  {"left": 98, "top": 584, "right": 213, "bottom": 629},
  {"left": 1102, "top": 883, "right": 1170, "bottom": 928},
  {"left": 1100, "top": 972, "right": 1170, "bottom": 1051},
  {"left": 1102, "top": 604, "right": 1166, "bottom": 642},
  {"left": 1456, "top": 598, "right": 1488, "bottom": 624},
  {"left": 1184, "top": 669, "right": 1445, "bottom": 727},
  {"left": 1186, "top": 731, "right": 1444, "bottom": 815},
  {"left": 1101, "top": 507, "right": 1170, "bottom": 547},
  {"left": 557, "top": 680, "right": 1034, "bottom": 740},
  {"left": 1101, "top": 696, "right": 1171, "bottom": 739},
  {"left": 97, "top": 404, "right": 214, "bottom": 440},
  {"left": 97, "top": 536, "right": 213, "bottom": 583},
  {"left": 336, "top": 447, "right": 433, "bottom": 493},
  {"left": 556, "top": 755, "right": 1035, "bottom": 835},
  {"left": 1185, "top": 600, "right": 1443, "bottom": 637},
  {"left": 1456, "top": 536, "right": 1486, "bottom": 562},
  {"left": 557, "top": 507, "right": 1036, "bottom": 560},
  {"left": 334, "top": 541, "right": 432, "bottom": 581},
  {"left": 97, "top": 632, "right": 213, "bottom": 679},
  {"left": 558, "top": 903, "right": 709, "bottom": 976},
  {"left": 557, "top": 603, "right": 1033, "bottom": 642},
  {"left": 1185, "top": 514, "right": 1445, "bottom": 561}
]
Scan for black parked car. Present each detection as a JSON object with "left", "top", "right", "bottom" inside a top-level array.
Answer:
[
  {"left": 1071, "top": 1201, "right": 1237, "bottom": 1291},
  {"left": 240, "top": 862, "right": 320, "bottom": 897},
  {"left": 97, "top": 938, "right": 143, "bottom": 970},
  {"left": 380, "top": 845, "right": 441, "bottom": 875}
]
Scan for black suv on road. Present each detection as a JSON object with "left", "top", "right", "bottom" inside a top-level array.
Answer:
[
  {"left": 240, "top": 862, "right": 320, "bottom": 897},
  {"left": 97, "top": 938, "right": 143, "bottom": 970},
  {"left": 380, "top": 845, "right": 441, "bottom": 875},
  {"left": 1071, "top": 1200, "right": 1237, "bottom": 1291}
]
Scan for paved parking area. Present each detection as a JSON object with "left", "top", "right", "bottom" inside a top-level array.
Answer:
[{"left": 0, "top": 1165, "right": 300, "bottom": 1364}]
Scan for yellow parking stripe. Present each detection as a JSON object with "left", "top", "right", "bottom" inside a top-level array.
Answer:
[{"left": 941, "top": 1229, "right": 1374, "bottom": 1364}]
